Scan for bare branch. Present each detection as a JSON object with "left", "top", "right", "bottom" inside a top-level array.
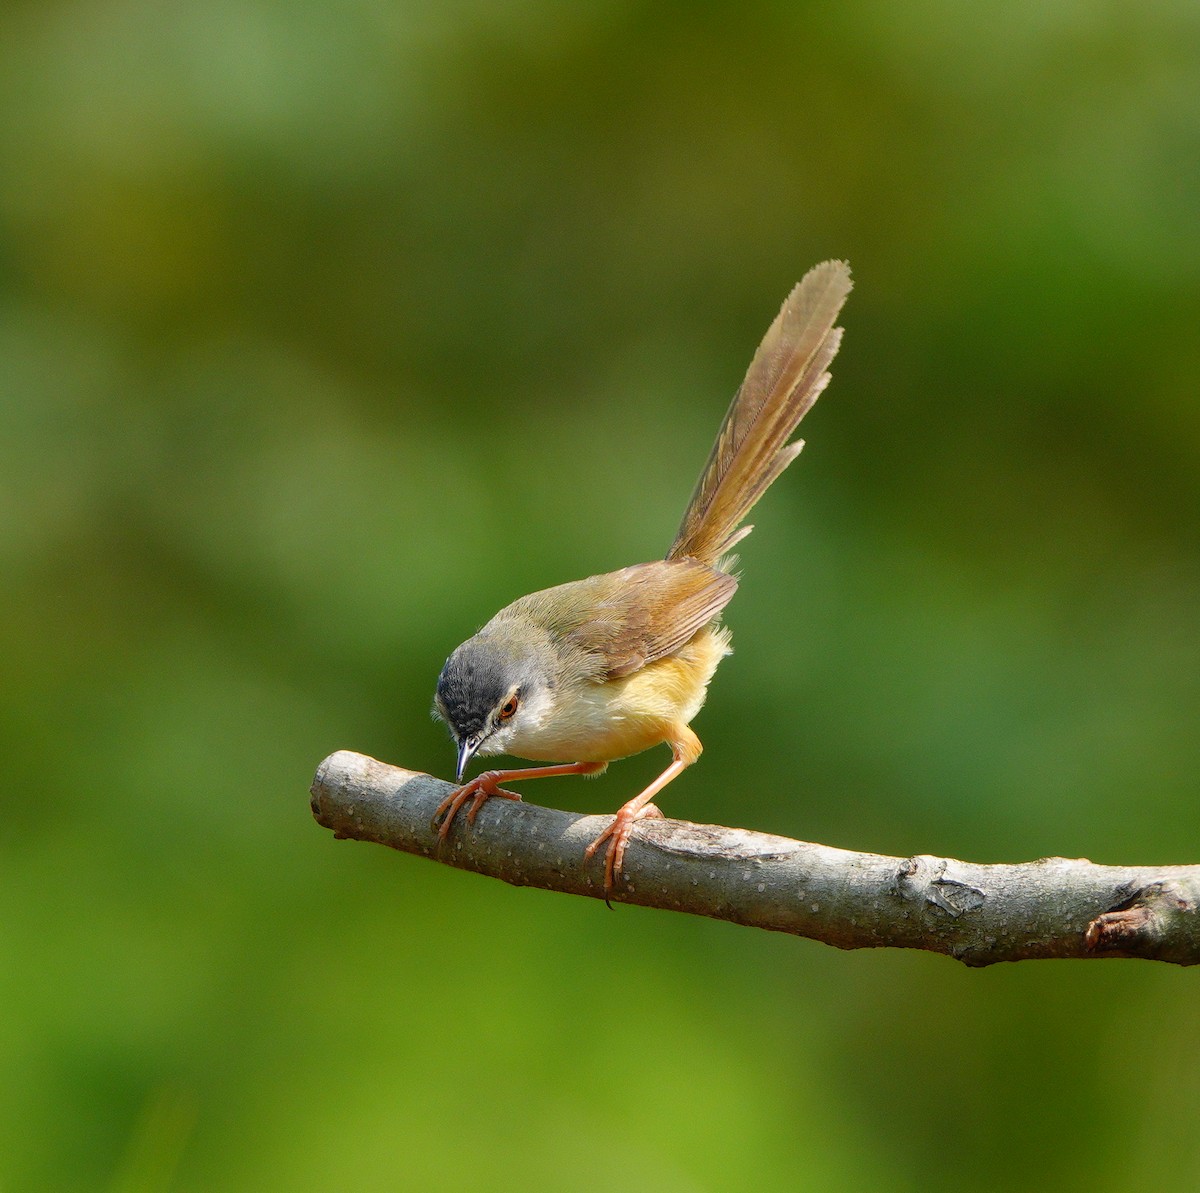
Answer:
[{"left": 310, "top": 751, "right": 1200, "bottom": 967}]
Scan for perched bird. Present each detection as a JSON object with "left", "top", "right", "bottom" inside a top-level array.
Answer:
[{"left": 433, "top": 260, "right": 852, "bottom": 897}]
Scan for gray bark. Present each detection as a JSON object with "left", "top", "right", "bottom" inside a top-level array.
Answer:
[{"left": 310, "top": 750, "right": 1200, "bottom": 966}]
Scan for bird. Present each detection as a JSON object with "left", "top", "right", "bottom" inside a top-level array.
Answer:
[{"left": 432, "top": 259, "right": 852, "bottom": 898}]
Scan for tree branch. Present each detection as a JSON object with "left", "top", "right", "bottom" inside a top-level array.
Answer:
[{"left": 310, "top": 750, "right": 1200, "bottom": 967}]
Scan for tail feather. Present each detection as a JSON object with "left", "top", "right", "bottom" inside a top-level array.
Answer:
[{"left": 667, "top": 260, "right": 851, "bottom": 566}]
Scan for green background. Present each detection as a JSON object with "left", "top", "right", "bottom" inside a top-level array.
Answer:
[{"left": 3, "top": 2, "right": 1199, "bottom": 1189}]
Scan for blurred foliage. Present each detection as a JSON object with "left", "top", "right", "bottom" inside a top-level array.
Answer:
[{"left": 2, "top": 1, "right": 1199, "bottom": 1189}]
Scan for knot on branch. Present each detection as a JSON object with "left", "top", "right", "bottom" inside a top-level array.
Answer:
[
  {"left": 896, "top": 855, "right": 986, "bottom": 919},
  {"left": 1086, "top": 882, "right": 1199, "bottom": 964}
]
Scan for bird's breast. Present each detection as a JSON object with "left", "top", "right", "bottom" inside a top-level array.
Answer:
[{"left": 504, "top": 625, "right": 732, "bottom": 763}]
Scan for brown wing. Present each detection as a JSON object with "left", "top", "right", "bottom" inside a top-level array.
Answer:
[{"left": 507, "top": 558, "right": 737, "bottom": 680}]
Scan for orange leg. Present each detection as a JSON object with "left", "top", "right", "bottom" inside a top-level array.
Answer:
[
  {"left": 434, "top": 761, "right": 605, "bottom": 841},
  {"left": 585, "top": 727, "right": 702, "bottom": 899}
]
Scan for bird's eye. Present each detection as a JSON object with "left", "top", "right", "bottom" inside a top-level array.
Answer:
[{"left": 497, "top": 695, "right": 519, "bottom": 721}]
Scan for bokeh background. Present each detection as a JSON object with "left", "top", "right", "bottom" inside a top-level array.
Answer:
[{"left": 3, "top": 2, "right": 1199, "bottom": 1189}]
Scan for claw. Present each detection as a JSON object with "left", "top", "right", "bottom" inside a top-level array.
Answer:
[
  {"left": 433, "top": 771, "right": 521, "bottom": 841},
  {"left": 585, "top": 802, "right": 663, "bottom": 903},
  {"left": 432, "top": 760, "right": 605, "bottom": 844}
]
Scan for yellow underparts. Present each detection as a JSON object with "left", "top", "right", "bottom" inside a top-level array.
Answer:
[{"left": 516, "top": 625, "right": 730, "bottom": 765}]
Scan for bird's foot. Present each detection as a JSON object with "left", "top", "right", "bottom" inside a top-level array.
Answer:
[
  {"left": 433, "top": 772, "right": 522, "bottom": 840},
  {"left": 585, "top": 801, "right": 664, "bottom": 901}
]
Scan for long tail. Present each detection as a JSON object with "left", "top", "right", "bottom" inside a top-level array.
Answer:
[{"left": 667, "top": 260, "right": 852, "bottom": 567}]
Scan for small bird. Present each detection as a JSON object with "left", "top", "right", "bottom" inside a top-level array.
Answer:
[{"left": 433, "top": 260, "right": 852, "bottom": 897}]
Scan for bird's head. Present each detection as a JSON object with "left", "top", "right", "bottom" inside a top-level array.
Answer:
[{"left": 432, "top": 624, "right": 555, "bottom": 779}]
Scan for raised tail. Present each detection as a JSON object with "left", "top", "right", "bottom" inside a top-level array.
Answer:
[{"left": 667, "top": 260, "right": 851, "bottom": 567}]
